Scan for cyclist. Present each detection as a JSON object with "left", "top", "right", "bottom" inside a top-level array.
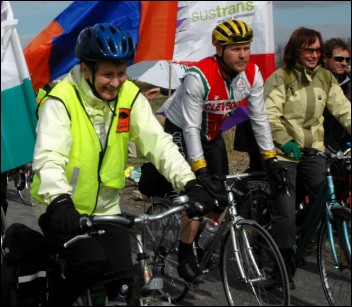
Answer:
[
  {"left": 30, "top": 23, "right": 213, "bottom": 306},
  {"left": 322, "top": 38, "right": 351, "bottom": 152},
  {"left": 160, "top": 19, "right": 283, "bottom": 283},
  {"left": 264, "top": 27, "right": 351, "bottom": 289}
]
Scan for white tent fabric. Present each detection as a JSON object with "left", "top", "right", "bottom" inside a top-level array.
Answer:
[{"left": 127, "top": 61, "right": 186, "bottom": 89}]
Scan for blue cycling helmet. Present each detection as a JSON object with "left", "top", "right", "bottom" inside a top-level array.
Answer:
[{"left": 75, "top": 23, "right": 135, "bottom": 61}]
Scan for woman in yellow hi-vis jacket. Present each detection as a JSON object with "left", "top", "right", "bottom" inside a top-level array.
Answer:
[{"left": 31, "top": 23, "right": 213, "bottom": 306}]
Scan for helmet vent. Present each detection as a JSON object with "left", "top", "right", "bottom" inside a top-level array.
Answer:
[
  {"left": 107, "top": 38, "right": 116, "bottom": 53},
  {"left": 96, "top": 37, "right": 105, "bottom": 53},
  {"left": 121, "top": 38, "right": 127, "bottom": 54},
  {"left": 110, "top": 25, "right": 117, "bottom": 34},
  {"left": 75, "top": 23, "right": 135, "bottom": 61}
]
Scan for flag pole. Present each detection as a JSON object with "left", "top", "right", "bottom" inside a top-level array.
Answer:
[{"left": 168, "top": 60, "right": 172, "bottom": 97}]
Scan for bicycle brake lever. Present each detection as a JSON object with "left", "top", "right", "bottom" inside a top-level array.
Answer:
[{"left": 63, "top": 230, "right": 105, "bottom": 248}]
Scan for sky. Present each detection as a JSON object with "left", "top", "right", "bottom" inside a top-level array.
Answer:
[{"left": 10, "top": 1, "right": 351, "bottom": 49}]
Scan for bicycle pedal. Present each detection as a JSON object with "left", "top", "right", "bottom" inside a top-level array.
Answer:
[
  {"left": 202, "top": 268, "right": 210, "bottom": 274},
  {"left": 186, "top": 282, "right": 200, "bottom": 291}
]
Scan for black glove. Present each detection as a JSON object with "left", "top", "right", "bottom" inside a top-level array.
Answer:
[
  {"left": 46, "top": 194, "right": 85, "bottom": 234},
  {"left": 195, "top": 167, "right": 225, "bottom": 199},
  {"left": 184, "top": 179, "right": 214, "bottom": 218},
  {"left": 265, "top": 157, "right": 286, "bottom": 189}
]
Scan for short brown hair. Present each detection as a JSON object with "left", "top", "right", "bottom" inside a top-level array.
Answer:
[{"left": 323, "top": 38, "right": 350, "bottom": 58}]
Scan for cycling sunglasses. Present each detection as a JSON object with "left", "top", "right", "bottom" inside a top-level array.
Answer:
[{"left": 332, "top": 56, "right": 351, "bottom": 63}]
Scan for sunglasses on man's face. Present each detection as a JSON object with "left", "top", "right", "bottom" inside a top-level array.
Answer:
[{"left": 332, "top": 56, "right": 351, "bottom": 63}]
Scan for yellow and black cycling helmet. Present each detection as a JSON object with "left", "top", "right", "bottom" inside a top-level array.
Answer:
[{"left": 212, "top": 19, "right": 254, "bottom": 46}]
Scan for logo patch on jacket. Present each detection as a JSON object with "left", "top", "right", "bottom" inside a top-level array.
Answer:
[{"left": 117, "top": 108, "right": 130, "bottom": 132}]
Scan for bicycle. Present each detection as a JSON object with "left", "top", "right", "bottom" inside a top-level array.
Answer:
[
  {"left": 7, "top": 163, "right": 33, "bottom": 206},
  {"left": 59, "top": 194, "right": 203, "bottom": 306},
  {"left": 240, "top": 148, "right": 351, "bottom": 306},
  {"left": 143, "top": 174, "right": 291, "bottom": 306}
]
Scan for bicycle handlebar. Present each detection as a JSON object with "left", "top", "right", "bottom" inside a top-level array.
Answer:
[
  {"left": 63, "top": 195, "right": 202, "bottom": 248},
  {"left": 301, "top": 147, "right": 351, "bottom": 161},
  {"left": 215, "top": 171, "right": 268, "bottom": 182}
]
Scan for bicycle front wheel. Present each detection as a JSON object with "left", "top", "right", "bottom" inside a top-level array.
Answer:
[
  {"left": 317, "top": 206, "right": 351, "bottom": 306},
  {"left": 221, "top": 220, "right": 290, "bottom": 306},
  {"left": 143, "top": 199, "right": 188, "bottom": 302},
  {"left": 1, "top": 206, "right": 7, "bottom": 262}
]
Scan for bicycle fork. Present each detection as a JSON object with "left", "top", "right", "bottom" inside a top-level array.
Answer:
[
  {"left": 135, "top": 234, "right": 174, "bottom": 306},
  {"left": 136, "top": 234, "right": 153, "bottom": 285},
  {"left": 230, "top": 223, "right": 264, "bottom": 284},
  {"left": 325, "top": 204, "right": 351, "bottom": 266}
]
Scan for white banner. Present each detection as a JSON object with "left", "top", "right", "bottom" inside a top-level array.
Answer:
[
  {"left": 128, "top": 1, "right": 274, "bottom": 89},
  {"left": 174, "top": 1, "right": 274, "bottom": 61}
]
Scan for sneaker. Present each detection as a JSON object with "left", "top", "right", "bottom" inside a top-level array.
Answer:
[
  {"left": 177, "top": 240, "right": 206, "bottom": 283},
  {"left": 177, "top": 258, "right": 205, "bottom": 284}
]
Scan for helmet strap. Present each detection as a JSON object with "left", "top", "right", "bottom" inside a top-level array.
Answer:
[
  {"left": 86, "top": 77, "right": 104, "bottom": 100},
  {"left": 216, "top": 52, "right": 239, "bottom": 79}
]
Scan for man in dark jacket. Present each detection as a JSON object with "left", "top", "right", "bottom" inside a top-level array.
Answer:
[{"left": 323, "top": 38, "right": 351, "bottom": 152}]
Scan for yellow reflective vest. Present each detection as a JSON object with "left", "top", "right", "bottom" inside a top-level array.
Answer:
[{"left": 31, "top": 80, "right": 139, "bottom": 214}]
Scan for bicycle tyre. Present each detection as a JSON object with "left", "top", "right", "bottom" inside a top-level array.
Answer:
[
  {"left": 317, "top": 206, "right": 351, "bottom": 306},
  {"left": 1, "top": 206, "right": 8, "bottom": 262},
  {"left": 143, "top": 199, "right": 188, "bottom": 302},
  {"left": 1, "top": 206, "right": 7, "bottom": 237},
  {"left": 18, "top": 170, "right": 33, "bottom": 206},
  {"left": 16, "top": 163, "right": 33, "bottom": 206},
  {"left": 220, "top": 220, "right": 290, "bottom": 306}
]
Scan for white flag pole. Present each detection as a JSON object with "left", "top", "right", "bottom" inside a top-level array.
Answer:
[{"left": 168, "top": 60, "right": 172, "bottom": 96}]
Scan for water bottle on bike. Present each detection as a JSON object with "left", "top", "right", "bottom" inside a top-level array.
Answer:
[
  {"left": 198, "top": 218, "right": 219, "bottom": 250},
  {"left": 105, "top": 284, "right": 128, "bottom": 306}
]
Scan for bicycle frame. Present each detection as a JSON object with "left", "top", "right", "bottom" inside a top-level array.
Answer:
[{"left": 198, "top": 173, "right": 267, "bottom": 282}]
